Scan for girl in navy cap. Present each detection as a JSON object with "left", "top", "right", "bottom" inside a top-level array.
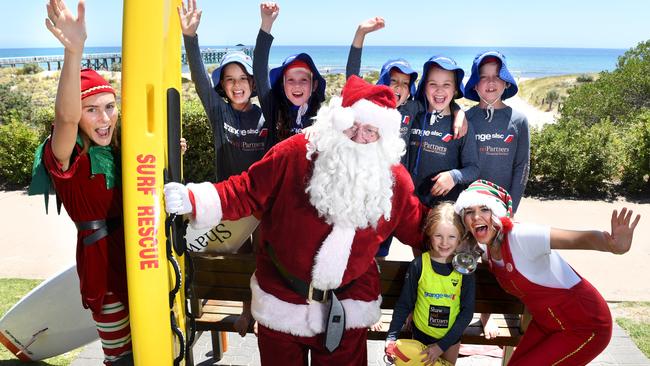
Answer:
[
  {"left": 464, "top": 52, "right": 531, "bottom": 339},
  {"left": 254, "top": 2, "right": 327, "bottom": 145},
  {"left": 179, "top": 0, "right": 270, "bottom": 337},
  {"left": 408, "top": 56, "right": 479, "bottom": 208}
]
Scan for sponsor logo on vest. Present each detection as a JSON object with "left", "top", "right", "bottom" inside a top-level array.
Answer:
[
  {"left": 476, "top": 133, "right": 504, "bottom": 142},
  {"left": 402, "top": 115, "right": 410, "bottom": 125},
  {"left": 423, "top": 291, "right": 456, "bottom": 300},
  {"left": 411, "top": 128, "right": 443, "bottom": 137},
  {"left": 451, "top": 278, "right": 459, "bottom": 287},
  {"left": 441, "top": 133, "right": 453, "bottom": 143},
  {"left": 480, "top": 146, "right": 510, "bottom": 156},
  {"left": 421, "top": 141, "right": 448, "bottom": 155},
  {"left": 504, "top": 134, "right": 514, "bottom": 143}
]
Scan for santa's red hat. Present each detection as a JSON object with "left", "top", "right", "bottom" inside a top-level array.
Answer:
[
  {"left": 80, "top": 69, "right": 115, "bottom": 100},
  {"left": 330, "top": 75, "right": 401, "bottom": 139}
]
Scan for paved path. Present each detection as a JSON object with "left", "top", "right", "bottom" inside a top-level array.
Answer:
[
  {"left": 71, "top": 315, "right": 650, "bottom": 365},
  {"left": 2, "top": 189, "right": 649, "bottom": 365}
]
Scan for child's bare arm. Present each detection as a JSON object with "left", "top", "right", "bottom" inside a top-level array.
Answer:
[{"left": 351, "top": 17, "right": 385, "bottom": 48}]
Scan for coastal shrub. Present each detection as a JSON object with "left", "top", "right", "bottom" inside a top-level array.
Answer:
[
  {"left": 181, "top": 100, "right": 215, "bottom": 183},
  {"left": 0, "top": 120, "right": 41, "bottom": 187},
  {"left": 576, "top": 74, "right": 593, "bottom": 83},
  {"left": 110, "top": 62, "right": 122, "bottom": 72},
  {"left": 561, "top": 40, "right": 650, "bottom": 126},
  {"left": 619, "top": 110, "right": 650, "bottom": 194},
  {"left": 0, "top": 82, "right": 32, "bottom": 124},
  {"left": 529, "top": 118, "right": 621, "bottom": 196},
  {"left": 18, "top": 63, "right": 43, "bottom": 75}
]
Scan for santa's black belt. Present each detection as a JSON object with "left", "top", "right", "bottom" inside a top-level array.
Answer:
[
  {"left": 265, "top": 243, "right": 354, "bottom": 303},
  {"left": 75, "top": 218, "right": 119, "bottom": 246}
]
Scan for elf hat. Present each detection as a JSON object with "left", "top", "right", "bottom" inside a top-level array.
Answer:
[
  {"left": 210, "top": 51, "right": 256, "bottom": 97},
  {"left": 377, "top": 58, "right": 418, "bottom": 100},
  {"left": 329, "top": 75, "right": 401, "bottom": 139},
  {"left": 454, "top": 180, "right": 513, "bottom": 219},
  {"left": 80, "top": 69, "right": 115, "bottom": 100},
  {"left": 269, "top": 53, "right": 326, "bottom": 103},
  {"left": 464, "top": 50, "right": 518, "bottom": 102},
  {"left": 415, "top": 55, "right": 465, "bottom": 102}
]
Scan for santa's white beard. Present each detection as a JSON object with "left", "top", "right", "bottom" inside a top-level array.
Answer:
[{"left": 305, "top": 128, "right": 403, "bottom": 229}]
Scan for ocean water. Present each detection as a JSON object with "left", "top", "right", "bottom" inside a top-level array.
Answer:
[{"left": 0, "top": 45, "right": 625, "bottom": 78}]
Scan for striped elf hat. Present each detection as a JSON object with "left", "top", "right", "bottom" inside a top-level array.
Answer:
[{"left": 454, "top": 180, "right": 513, "bottom": 218}]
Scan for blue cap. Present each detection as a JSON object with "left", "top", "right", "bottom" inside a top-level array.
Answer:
[
  {"left": 269, "top": 53, "right": 326, "bottom": 103},
  {"left": 211, "top": 51, "right": 255, "bottom": 97},
  {"left": 415, "top": 55, "right": 465, "bottom": 101},
  {"left": 377, "top": 59, "right": 418, "bottom": 100},
  {"left": 464, "top": 51, "right": 518, "bottom": 102}
]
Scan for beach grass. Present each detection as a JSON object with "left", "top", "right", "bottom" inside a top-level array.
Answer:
[
  {"left": 0, "top": 278, "right": 79, "bottom": 365},
  {"left": 518, "top": 73, "right": 598, "bottom": 113},
  {"left": 614, "top": 302, "right": 650, "bottom": 358}
]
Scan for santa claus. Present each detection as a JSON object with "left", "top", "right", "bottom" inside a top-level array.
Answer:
[{"left": 164, "top": 75, "right": 428, "bottom": 365}]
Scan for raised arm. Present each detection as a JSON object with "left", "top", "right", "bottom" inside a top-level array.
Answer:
[
  {"left": 45, "top": 0, "right": 87, "bottom": 169},
  {"left": 179, "top": 0, "right": 228, "bottom": 150},
  {"left": 551, "top": 208, "right": 640, "bottom": 254},
  {"left": 259, "top": 2, "right": 279, "bottom": 34},
  {"left": 254, "top": 2, "right": 279, "bottom": 129},
  {"left": 346, "top": 17, "right": 385, "bottom": 79}
]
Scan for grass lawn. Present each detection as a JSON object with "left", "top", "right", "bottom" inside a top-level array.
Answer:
[
  {"left": 518, "top": 73, "right": 599, "bottom": 113},
  {"left": 613, "top": 302, "right": 650, "bottom": 358},
  {"left": 0, "top": 278, "right": 80, "bottom": 365}
]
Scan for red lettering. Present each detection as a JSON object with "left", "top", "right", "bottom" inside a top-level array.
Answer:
[
  {"left": 136, "top": 154, "right": 156, "bottom": 163},
  {"left": 140, "top": 260, "right": 158, "bottom": 270},
  {"left": 137, "top": 206, "right": 154, "bottom": 216}
]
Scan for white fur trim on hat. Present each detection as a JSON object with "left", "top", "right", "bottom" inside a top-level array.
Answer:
[
  {"left": 350, "top": 98, "right": 401, "bottom": 139},
  {"left": 311, "top": 224, "right": 356, "bottom": 290},
  {"left": 250, "top": 274, "right": 381, "bottom": 337},
  {"left": 454, "top": 190, "right": 507, "bottom": 218},
  {"left": 187, "top": 182, "right": 222, "bottom": 229}
]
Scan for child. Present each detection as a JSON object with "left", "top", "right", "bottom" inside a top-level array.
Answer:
[
  {"left": 408, "top": 56, "right": 479, "bottom": 207},
  {"left": 178, "top": 0, "right": 266, "bottom": 337},
  {"left": 254, "top": 2, "right": 326, "bottom": 144},
  {"left": 454, "top": 180, "right": 641, "bottom": 365},
  {"left": 346, "top": 18, "right": 468, "bottom": 259},
  {"left": 31, "top": 1, "right": 132, "bottom": 364},
  {"left": 178, "top": 0, "right": 268, "bottom": 183},
  {"left": 464, "top": 51, "right": 530, "bottom": 213},
  {"left": 385, "top": 203, "right": 476, "bottom": 365}
]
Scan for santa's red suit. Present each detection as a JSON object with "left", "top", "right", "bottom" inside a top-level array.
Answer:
[
  {"left": 177, "top": 76, "right": 429, "bottom": 365},
  {"left": 191, "top": 134, "right": 425, "bottom": 329}
]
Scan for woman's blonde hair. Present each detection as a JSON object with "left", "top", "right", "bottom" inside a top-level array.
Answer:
[{"left": 423, "top": 202, "right": 465, "bottom": 248}]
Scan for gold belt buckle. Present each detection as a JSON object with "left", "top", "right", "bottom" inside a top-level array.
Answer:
[{"left": 307, "top": 282, "right": 328, "bottom": 303}]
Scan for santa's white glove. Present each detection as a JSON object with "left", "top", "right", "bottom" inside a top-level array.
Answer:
[{"left": 164, "top": 182, "right": 193, "bottom": 215}]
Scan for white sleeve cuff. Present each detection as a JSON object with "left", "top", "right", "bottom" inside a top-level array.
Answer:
[{"left": 187, "top": 182, "right": 222, "bottom": 230}]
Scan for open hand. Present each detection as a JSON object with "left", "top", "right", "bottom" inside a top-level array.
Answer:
[
  {"left": 178, "top": 0, "right": 202, "bottom": 37},
  {"left": 45, "top": 0, "right": 86, "bottom": 54},
  {"left": 430, "top": 171, "right": 455, "bottom": 196},
  {"left": 420, "top": 343, "right": 443, "bottom": 365},
  {"left": 604, "top": 208, "right": 640, "bottom": 254}
]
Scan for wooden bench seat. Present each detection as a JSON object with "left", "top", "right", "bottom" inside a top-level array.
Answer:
[{"left": 189, "top": 253, "right": 528, "bottom": 364}]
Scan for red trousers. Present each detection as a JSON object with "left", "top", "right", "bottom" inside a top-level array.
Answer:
[
  {"left": 257, "top": 324, "right": 368, "bottom": 366},
  {"left": 489, "top": 235, "right": 612, "bottom": 366}
]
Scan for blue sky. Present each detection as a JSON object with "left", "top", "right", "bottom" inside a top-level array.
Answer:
[{"left": 1, "top": 0, "right": 648, "bottom": 49}]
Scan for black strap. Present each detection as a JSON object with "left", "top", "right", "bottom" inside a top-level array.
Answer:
[
  {"left": 74, "top": 218, "right": 118, "bottom": 246},
  {"left": 266, "top": 243, "right": 353, "bottom": 303}
]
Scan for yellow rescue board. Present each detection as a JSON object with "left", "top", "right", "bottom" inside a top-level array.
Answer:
[{"left": 121, "top": 1, "right": 187, "bottom": 365}]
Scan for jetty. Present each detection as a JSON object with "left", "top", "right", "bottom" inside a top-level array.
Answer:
[{"left": 0, "top": 47, "right": 253, "bottom": 71}]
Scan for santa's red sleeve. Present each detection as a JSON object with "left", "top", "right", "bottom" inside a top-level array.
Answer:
[{"left": 391, "top": 164, "right": 428, "bottom": 249}]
